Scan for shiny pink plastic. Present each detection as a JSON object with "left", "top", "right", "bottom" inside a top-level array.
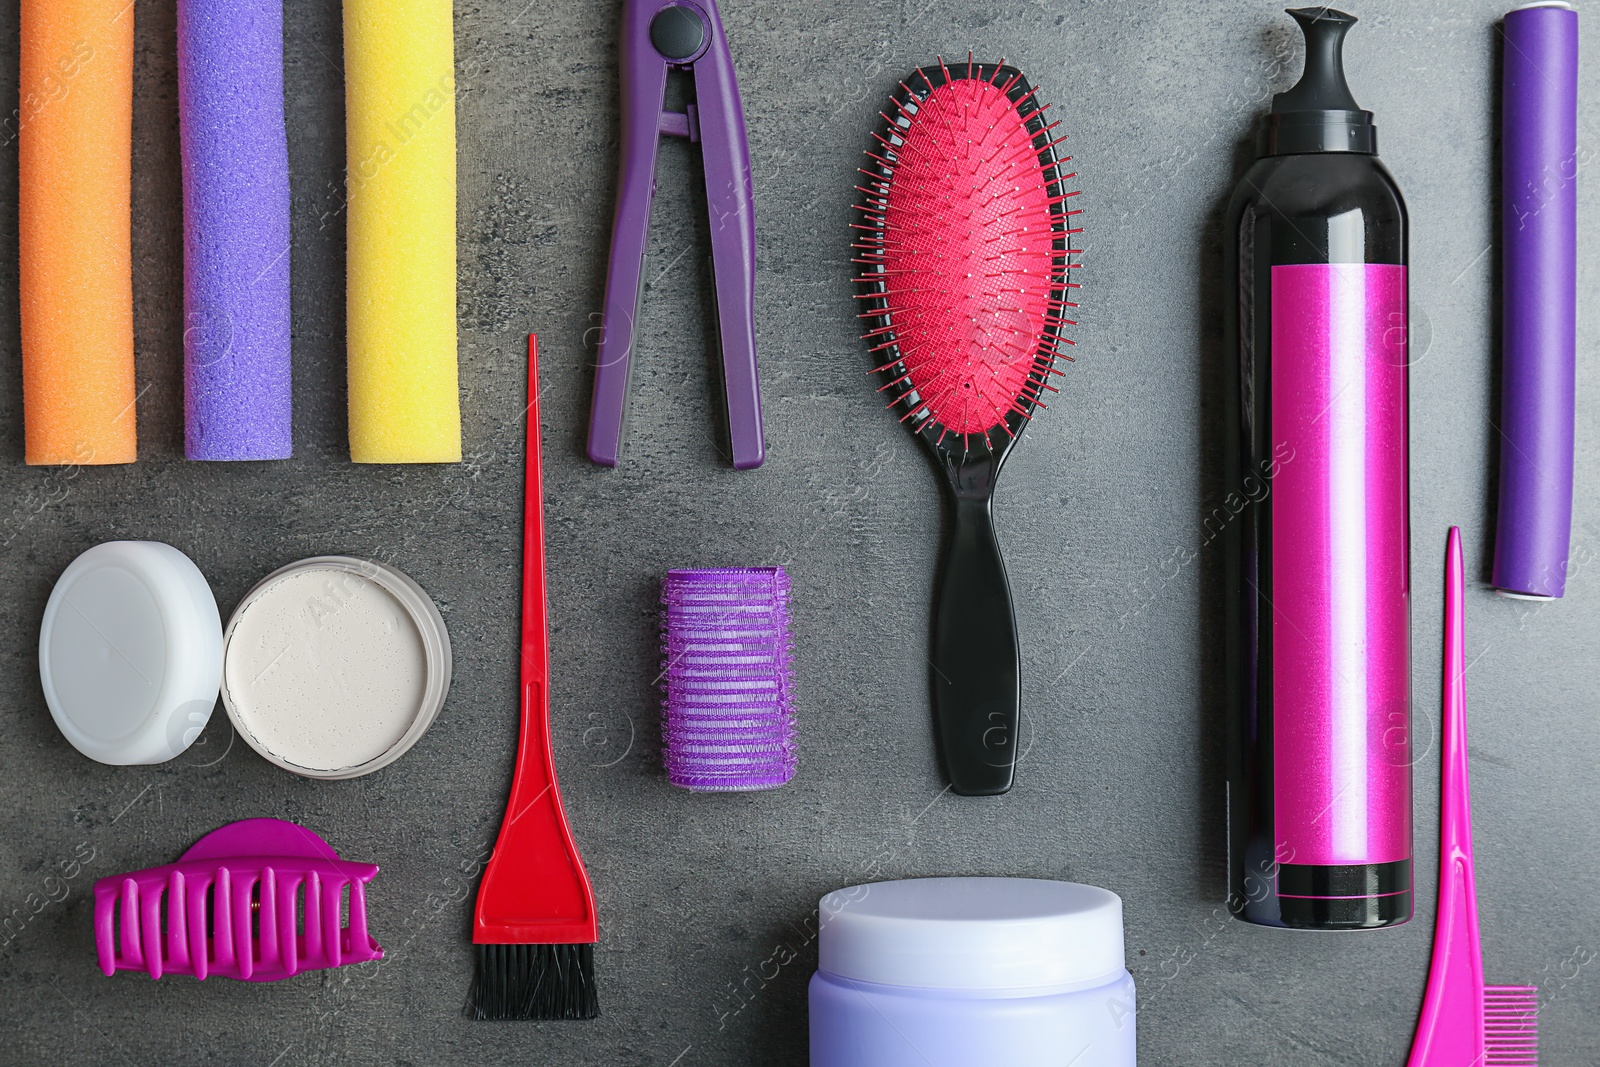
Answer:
[
  {"left": 93, "top": 818, "right": 381, "bottom": 982},
  {"left": 1269, "top": 262, "right": 1411, "bottom": 867},
  {"left": 1407, "top": 528, "right": 1539, "bottom": 1065}
]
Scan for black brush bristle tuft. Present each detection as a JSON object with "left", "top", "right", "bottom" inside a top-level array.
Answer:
[{"left": 467, "top": 943, "right": 599, "bottom": 1021}]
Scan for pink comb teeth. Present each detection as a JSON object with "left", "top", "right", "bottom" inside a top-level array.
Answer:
[
  {"left": 93, "top": 818, "right": 381, "bottom": 982},
  {"left": 1406, "top": 528, "right": 1538, "bottom": 1065},
  {"left": 1484, "top": 986, "right": 1540, "bottom": 1064}
]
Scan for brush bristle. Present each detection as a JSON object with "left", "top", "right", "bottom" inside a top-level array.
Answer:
[
  {"left": 1483, "top": 985, "right": 1539, "bottom": 1065},
  {"left": 468, "top": 943, "right": 599, "bottom": 1021},
  {"left": 856, "top": 59, "right": 1080, "bottom": 443}
]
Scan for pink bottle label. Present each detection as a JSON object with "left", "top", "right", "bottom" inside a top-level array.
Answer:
[{"left": 1270, "top": 263, "right": 1411, "bottom": 868}]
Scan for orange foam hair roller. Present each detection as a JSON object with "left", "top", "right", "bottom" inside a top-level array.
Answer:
[{"left": 19, "top": 0, "right": 137, "bottom": 466}]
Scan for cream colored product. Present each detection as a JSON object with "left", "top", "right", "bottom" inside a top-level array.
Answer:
[{"left": 221, "top": 556, "right": 450, "bottom": 779}]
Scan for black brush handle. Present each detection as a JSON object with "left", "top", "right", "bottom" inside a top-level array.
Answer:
[{"left": 932, "top": 492, "right": 1020, "bottom": 796}]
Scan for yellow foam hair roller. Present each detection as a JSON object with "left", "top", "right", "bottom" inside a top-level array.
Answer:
[
  {"left": 344, "top": 0, "right": 461, "bottom": 463},
  {"left": 19, "top": 0, "right": 136, "bottom": 466}
]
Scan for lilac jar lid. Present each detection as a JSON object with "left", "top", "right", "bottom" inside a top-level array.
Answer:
[{"left": 818, "top": 878, "right": 1125, "bottom": 993}]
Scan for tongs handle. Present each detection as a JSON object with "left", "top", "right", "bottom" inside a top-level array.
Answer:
[
  {"left": 691, "top": 2, "right": 763, "bottom": 469},
  {"left": 588, "top": 0, "right": 669, "bottom": 467}
]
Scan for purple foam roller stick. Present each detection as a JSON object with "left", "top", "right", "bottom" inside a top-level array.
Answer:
[
  {"left": 1495, "top": 2, "right": 1578, "bottom": 599},
  {"left": 661, "top": 568, "right": 796, "bottom": 791},
  {"left": 177, "top": 0, "right": 292, "bottom": 460}
]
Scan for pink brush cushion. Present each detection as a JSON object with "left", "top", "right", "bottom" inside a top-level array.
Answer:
[{"left": 876, "top": 77, "right": 1058, "bottom": 435}]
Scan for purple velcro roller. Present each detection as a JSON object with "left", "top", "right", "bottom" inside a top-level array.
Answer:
[
  {"left": 177, "top": 0, "right": 293, "bottom": 460},
  {"left": 1494, "top": 2, "right": 1577, "bottom": 599},
  {"left": 93, "top": 818, "right": 381, "bottom": 982},
  {"left": 661, "top": 568, "right": 796, "bottom": 791}
]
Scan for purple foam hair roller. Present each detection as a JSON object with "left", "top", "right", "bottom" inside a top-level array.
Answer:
[
  {"left": 661, "top": 568, "right": 796, "bottom": 791},
  {"left": 177, "top": 0, "right": 292, "bottom": 460},
  {"left": 1494, "top": 1, "right": 1577, "bottom": 599}
]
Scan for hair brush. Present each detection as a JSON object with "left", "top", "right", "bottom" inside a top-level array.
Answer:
[{"left": 854, "top": 58, "right": 1080, "bottom": 795}]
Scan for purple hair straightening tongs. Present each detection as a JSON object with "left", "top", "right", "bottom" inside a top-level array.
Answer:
[{"left": 588, "top": 0, "right": 765, "bottom": 470}]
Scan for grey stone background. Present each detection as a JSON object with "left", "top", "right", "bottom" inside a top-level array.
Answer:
[{"left": 0, "top": 0, "right": 1594, "bottom": 1063}]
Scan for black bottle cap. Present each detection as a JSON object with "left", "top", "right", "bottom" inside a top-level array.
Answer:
[{"left": 1259, "top": 8, "right": 1377, "bottom": 156}]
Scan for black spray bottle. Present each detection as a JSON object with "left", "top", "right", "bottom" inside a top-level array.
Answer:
[{"left": 1222, "top": 8, "right": 1412, "bottom": 930}]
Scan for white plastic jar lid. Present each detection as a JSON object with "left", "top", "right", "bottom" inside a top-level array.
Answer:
[
  {"left": 220, "top": 556, "right": 451, "bottom": 780},
  {"left": 39, "top": 541, "right": 222, "bottom": 765},
  {"left": 817, "top": 877, "right": 1126, "bottom": 993}
]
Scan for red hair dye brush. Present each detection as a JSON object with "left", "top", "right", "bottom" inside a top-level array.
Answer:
[
  {"left": 468, "top": 336, "right": 599, "bottom": 1020},
  {"left": 855, "top": 59, "right": 1080, "bottom": 795}
]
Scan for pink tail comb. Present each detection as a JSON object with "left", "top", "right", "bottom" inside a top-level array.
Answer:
[
  {"left": 1406, "top": 528, "right": 1538, "bottom": 1065},
  {"left": 93, "top": 818, "right": 382, "bottom": 982}
]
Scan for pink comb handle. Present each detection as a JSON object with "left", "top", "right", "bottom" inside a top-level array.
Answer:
[
  {"left": 93, "top": 818, "right": 381, "bottom": 982},
  {"left": 1407, "top": 530, "right": 1538, "bottom": 1065}
]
